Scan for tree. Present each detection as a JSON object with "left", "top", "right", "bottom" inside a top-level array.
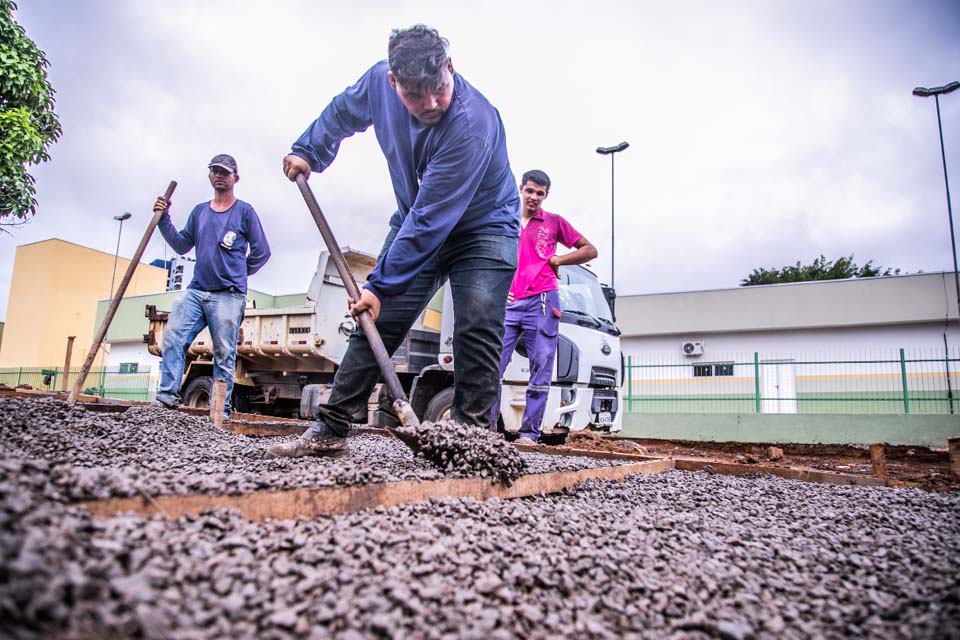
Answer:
[
  {"left": 0, "top": 0, "right": 61, "bottom": 226},
  {"left": 740, "top": 255, "right": 901, "bottom": 286}
]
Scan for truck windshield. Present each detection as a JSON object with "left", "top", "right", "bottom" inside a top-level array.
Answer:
[{"left": 557, "top": 266, "right": 614, "bottom": 323}]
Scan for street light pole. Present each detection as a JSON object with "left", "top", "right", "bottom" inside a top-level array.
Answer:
[
  {"left": 914, "top": 81, "right": 960, "bottom": 322},
  {"left": 596, "top": 141, "right": 629, "bottom": 289},
  {"left": 110, "top": 212, "right": 132, "bottom": 298}
]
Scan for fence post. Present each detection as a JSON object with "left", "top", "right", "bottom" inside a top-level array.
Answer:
[
  {"left": 754, "top": 352, "right": 761, "bottom": 413},
  {"left": 900, "top": 348, "right": 910, "bottom": 414},
  {"left": 627, "top": 355, "right": 633, "bottom": 412},
  {"left": 17, "top": 367, "right": 22, "bottom": 386}
]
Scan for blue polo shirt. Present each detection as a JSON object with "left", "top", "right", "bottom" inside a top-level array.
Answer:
[{"left": 291, "top": 60, "right": 519, "bottom": 299}]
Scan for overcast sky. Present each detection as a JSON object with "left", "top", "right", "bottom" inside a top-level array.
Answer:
[{"left": 2, "top": 0, "right": 958, "bottom": 321}]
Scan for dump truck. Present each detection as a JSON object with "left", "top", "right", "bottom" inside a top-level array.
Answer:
[{"left": 146, "top": 249, "right": 623, "bottom": 437}]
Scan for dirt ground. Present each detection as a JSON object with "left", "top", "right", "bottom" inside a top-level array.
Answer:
[{"left": 559, "top": 430, "right": 959, "bottom": 492}]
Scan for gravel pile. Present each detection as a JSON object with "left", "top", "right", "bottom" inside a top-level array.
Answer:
[
  {"left": 2, "top": 461, "right": 957, "bottom": 639},
  {"left": 399, "top": 419, "right": 526, "bottom": 485},
  {"left": 0, "top": 398, "right": 615, "bottom": 500}
]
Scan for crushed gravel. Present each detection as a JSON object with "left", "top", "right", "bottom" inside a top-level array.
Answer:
[
  {"left": 398, "top": 419, "right": 527, "bottom": 485},
  {"left": 2, "top": 460, "right": 957, "bottom": 639},
  {"left": 3, "top": 396, "right": 957, "bottom": 639},
  {"left": 0, "top": 397, "right": 618, "bottom": 500}
]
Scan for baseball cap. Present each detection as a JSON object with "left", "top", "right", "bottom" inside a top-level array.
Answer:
[{"left": 208, "top": 154, "right": 238, "bottom": 174}]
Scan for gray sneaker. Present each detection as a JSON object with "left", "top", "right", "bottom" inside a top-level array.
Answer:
[
  {"left": 265, "top": 422, "right": 348, "bottom": 459},
  {"left": 514, "top": 436, "right": 537, "bottom": 446}
]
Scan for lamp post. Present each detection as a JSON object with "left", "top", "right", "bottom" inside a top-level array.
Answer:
[
  {"left": 913, "top": 81, "right": 960, "bottom": 322},
  {"left": 110, "top": 212, "right": 132, "bottom": 298},
  {"left": 596, "top": 141, "right": 629, "bottom": 289}
]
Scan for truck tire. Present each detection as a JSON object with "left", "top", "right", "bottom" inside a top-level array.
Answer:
[
  {"left": 423, "top": 387, "right": 455, "bottom": 423},
  {"left": 182, "top": 376, "right": 213, "bottom": 409},
  {"left": 299, "top": 384, "right": 332, "bottom": 420}
]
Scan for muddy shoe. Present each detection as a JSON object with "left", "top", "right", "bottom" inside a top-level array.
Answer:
[
  {"left": 514, "top": 436, "right": 537, "bottom": 446},
  {"left": 265, "top": 423, "right": 348, "bottom": 459},
  {"left": 153, "top": 397, "right": 179, "bottom": 410}
]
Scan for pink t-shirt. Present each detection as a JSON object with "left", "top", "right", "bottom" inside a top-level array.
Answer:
[{"left": 509, "top": 209, "right": 583, "bottom": 301}]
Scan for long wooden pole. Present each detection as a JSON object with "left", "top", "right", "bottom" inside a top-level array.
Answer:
[
  {"left": 61, "top": 336, "right": 75, "bottom": 391},
  {"left": 68, "top": 181, "right": 177, "bottom": 404}
]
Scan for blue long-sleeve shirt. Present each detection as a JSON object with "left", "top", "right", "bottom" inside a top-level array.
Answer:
[
  {"left": 291, "top": 61, "right": 520, "bottom": 299},
  {"left": 158, "top": 199, "right": 271, "bottom": 294}
]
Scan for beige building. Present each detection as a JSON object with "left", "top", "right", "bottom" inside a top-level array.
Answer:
[{"left": 0, "top": 239, "right": 169, "bottom": 368}]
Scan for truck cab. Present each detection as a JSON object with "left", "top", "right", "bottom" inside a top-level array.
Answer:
[{"left": 405, "top": 264, "right": 623, "bottom": 437}]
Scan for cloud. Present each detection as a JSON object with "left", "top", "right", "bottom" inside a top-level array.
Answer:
[{"left": 2, "top": 0, "right": 958, "bottom": 323}]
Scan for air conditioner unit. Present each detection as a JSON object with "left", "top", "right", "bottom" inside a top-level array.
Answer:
[{"left": 682, "top": 340, "right": 705, "bottom": 357}]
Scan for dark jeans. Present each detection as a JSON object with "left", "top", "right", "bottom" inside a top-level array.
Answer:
[{"left": 317, "top": 231, "right": 518, "bottom": 436}]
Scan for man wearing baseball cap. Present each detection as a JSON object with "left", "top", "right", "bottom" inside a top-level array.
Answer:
[{"left": 152, "top": 154, "right": 271, "bottom": 419}]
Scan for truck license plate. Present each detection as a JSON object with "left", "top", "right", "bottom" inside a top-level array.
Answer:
[{"left": 597, "top": 411, "right": 612, "bottom": 425}]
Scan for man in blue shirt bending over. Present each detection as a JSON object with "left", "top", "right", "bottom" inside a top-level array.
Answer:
[
  {"left": 268, "top": 24, "right": 520, "bottom": 458},
  {"left": 153, "top": 154, "right": 271, "bottom": 419}
]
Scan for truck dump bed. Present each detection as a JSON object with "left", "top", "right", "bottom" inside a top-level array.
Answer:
[{"left": 146, "top": 250, "right": 375, "bottom": 373}]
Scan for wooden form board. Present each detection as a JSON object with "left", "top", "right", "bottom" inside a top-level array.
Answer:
[
  {"left": 518, "top": 443, "right": 919, "bottom": 488},
  {"left": 672, "top": 458, "right": 908, "bottom": 488},
  {"left": 81, "top": 458, "right": 675, "bottom": 522},
  {"left": 949, "top": 436, "right": 960, "bottom": 477}
]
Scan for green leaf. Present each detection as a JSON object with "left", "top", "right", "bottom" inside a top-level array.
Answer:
[{"left": 0, "top": 0, "right": 61, "bottom": 222}]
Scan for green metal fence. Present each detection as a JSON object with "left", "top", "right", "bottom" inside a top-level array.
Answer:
[
  {"left": 625, "top": 347, "right": 960, "bottom": 415},
  {"left": 0, "top": 367, "right": 155, "bottom": 402}
]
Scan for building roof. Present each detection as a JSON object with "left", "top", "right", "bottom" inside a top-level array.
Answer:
[
  {"left": 616, "top": 272, "right": 959, "bottom": 337},
  {"left": 18, "top": 238, "right": 161, "bottom": 264}
]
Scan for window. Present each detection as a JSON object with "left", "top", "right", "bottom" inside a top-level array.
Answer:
[
  {"left": 693, "top": 363, "right": 734, "bottom": 377},
  {"left": 119, "top": 363, "right": 139, "bottom": 374},
  {"left": 714, "top": 363, "right": 734, "bottom": 376}
]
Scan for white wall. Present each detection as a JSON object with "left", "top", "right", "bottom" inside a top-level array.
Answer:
[
  {"left": 106, "top": 341, "right": 161, "bottom": 371},
  {"left": 623, "top": 322, "right": 960, "bottom": 359},
  {"left": 621, "top": 322, "right": 960, "bottom": 414},
  {"left": 105, "top": 342, "right": 160, "bottom": 398}
]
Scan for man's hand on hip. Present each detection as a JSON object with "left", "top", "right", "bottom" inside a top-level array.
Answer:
[
  {"left": 348, "top": 288, "right": 382, "bottom": 323},
  {"left": 283, "top": 154, "right": 311, "bottom": 181},
  {"left": 549, "top": 255, "right": 562, "bottom": 278}
]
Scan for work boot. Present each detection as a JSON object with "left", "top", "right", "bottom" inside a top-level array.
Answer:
[
  {"left": 154, "top": 396, "right": 179, "bottom": 410},
  {"left": 265, "top": 422, "right": 348, "bottom": 459}
]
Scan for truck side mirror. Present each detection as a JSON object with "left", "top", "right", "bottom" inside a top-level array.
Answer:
[{"left": 602, "top": 286, "right": 616, "bottom": 321}]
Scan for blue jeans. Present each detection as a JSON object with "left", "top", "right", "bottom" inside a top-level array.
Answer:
[
  {"left": 493, "top": 290, "right": 561, "bottom": 441},
  {"left": 156, "top": 288, "right": 245, "bottom": 414},
  {"left": 316, "top": 231, "right": 518, "bottom": 436}
]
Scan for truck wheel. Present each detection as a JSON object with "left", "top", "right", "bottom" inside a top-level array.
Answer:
[
  {"left": 232, "top": 387, "right": 252, "bottom": 414},
  {"left": 182, "top": 376, "right": 213, "bottom": 409},
  {"left": 299, "top": 384, "right": 332, "bottom": 420},
  {"left": 424, "top": 387, "right": 455, "bottom": 423}
]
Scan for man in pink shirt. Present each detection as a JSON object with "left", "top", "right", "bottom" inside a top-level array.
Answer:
[{"left": 494, "top": 170, "right": 598, "bottom": 444}]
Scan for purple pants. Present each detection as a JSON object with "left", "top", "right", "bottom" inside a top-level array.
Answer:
[{"left": 493, "top": 290, "right": 561, "bottom": 441}]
